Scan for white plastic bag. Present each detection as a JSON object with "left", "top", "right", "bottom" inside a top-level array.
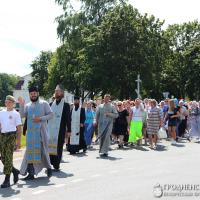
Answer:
[{"left": 158, "top": 127, "right": 167, "bottom": 139}]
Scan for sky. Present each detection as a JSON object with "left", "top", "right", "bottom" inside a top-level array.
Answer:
[{"left": 0, "top": 0, "right": 199, "bottom": 77}]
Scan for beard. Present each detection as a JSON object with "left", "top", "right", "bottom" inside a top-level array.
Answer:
[
  {"left": 30, "top": 96, "right": 39, "bottom": 102},
  {"left": 55, "top": 94, "right": 63, "bottom": 100}
]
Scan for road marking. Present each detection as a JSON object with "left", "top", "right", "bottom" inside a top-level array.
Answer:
[
  {"left": 91, "top": 174, "right": 102, "bottom": 178},
  {"left": 109, "top": 170, "right": 119, "bottom": 174},
  {"left": 71, "top": 178, "right": 84, "bottom": 183},
  {"left": 32, "top": 190, "right": 46, "bottom": 195},
  {"left": 53, "top": 184, "right": 66, "bottom": 188}
]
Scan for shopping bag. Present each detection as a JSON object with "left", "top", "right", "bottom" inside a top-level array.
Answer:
[{"left": 158, "top": 127, "right": 167, "bottom": 139}]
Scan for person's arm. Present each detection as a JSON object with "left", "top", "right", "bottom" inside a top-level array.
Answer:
[
  {"left": 171, "top": 110, "right": 180, "bottom": 118},
  {"left": 16, "top": 125, "right": 22, "bottom": 149},
  {"left": 80, "top": 108, "right": 86, "bottom": 127},
  {"left": 37, "top": 102, "right": 54, "bottom": 122},
  {"left": 18, "top": 96, "right": 27, "bottom": 118},
  {"left": 15, "top": 112, "right": 22, "bottom": 149},
  {"left": 65, "top": 103, "right": 71, "bottom": 133},
  {"left": 106, "top": 105, "right": 118, "bottom": 118},
  {"left": 95, "top": 106, "right": 100, "bottom": 124}
]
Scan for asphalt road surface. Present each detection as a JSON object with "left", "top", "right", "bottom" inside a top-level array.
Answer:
[{"left": 0, "top": 139, "right": 200, "bottom": 200}]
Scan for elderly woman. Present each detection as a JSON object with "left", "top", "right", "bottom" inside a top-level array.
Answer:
[{"left": 147, "top": 99, "right": 162, "bottom": 149}]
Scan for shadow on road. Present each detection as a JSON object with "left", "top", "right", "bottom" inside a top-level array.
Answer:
[
  {"left": 154, "top": 144, "right": 168, "bottom": 152},
  {"left": 96, "top": 156, "right": 122, "bottom": 161},
  {"left": 0, "top": 186, "right": 20, "bottom": 198},
  {"left": 52, "top": 171, "right": 74, "bottom": 179},
  {"left": 172, "top": 143, "right": 185, "bottom": 148},
  {"left": 18, "top": 176, "right": 54, "bottom": 189}
]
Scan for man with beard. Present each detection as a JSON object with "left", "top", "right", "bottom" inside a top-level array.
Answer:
[
  {"left": 96, "top": 94, "right": 118, "bottom": 157},
  {"left": 67, "top": 96, "right": 86, "bottom": 154},
  {"left": 48, "top": 85, "right": 71, "bottom": 170},
  {"left": 18, "top": 86, "right": 53, "bottom": 180}
]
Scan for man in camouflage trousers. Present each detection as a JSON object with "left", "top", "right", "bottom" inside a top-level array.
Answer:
[{"left": 0, "top": 95, "right": 22, "bottom": 188}]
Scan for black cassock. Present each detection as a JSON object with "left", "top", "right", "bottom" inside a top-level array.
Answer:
[
  {"left": 49, "top": 100, "right": 71, "bottom": 170},
  {"left": 67, "top": 107, "right": 87, "bottom": 154}
]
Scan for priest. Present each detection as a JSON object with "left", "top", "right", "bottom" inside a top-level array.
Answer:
[{"left": 48, "top": 84, "right": 71, "bottom": 170}]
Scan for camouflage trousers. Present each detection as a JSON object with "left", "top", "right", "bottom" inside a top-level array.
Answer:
[{"left": 0, "top": 134, "right": 16, "bottom": 175}]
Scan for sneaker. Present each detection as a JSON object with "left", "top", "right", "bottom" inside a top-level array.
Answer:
[{"left": 171, "top": 140, "right": 176, "bottom": 145}]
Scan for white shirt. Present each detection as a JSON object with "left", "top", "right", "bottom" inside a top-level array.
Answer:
[
  {"left": 131, "top": 106, "right": 143, "bottom": 121},
  {"left": 0, "top": 109, "right": 22, "bottom": 133}
]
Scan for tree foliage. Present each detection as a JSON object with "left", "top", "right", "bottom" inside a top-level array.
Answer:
[
  {"left": 0, "top": 73, "right": 19, "bottom": 106},
  {"left": 29, "top": 51, "right": 52, "bottom": 97}
]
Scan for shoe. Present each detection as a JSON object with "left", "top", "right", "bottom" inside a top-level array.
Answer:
[
  {"left": 23, "top": 174, "right": 35, "bottom": 180},
  {"left": 53, "top": 165, "right": 60, "bottom": 171},
  {"left": 171, "top": 140, "right": 176, "bottom": 145},
  {"left": 83, "top": 148, "right": 87, "bottom": 153},
  {"left": 124, "top": 143, "right": 128, "bottom": 147},
  {"left": 12, "top": 167, "right": 20, "bottom": 184},
  {"left": 100, "top": 153, "right": 108, "bottom": 157},
  {"left": 1, "top": 175, "right": 10, "bottom": 188},
  {"left": 118, "top": 144, "right": 123, "bottom": 149},
  {"left": 47, "top": 168, "right": 52, "bottom": 178}
]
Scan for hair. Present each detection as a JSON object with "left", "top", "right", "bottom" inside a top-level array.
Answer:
[
  {"left": 150, "top": 99, "right": 157, "bottom": 107},
  {"left": 104, "top": 94, "right": 111, "bottom": 98},
  {"left": 169, "top": 99, "right": 175, "bottom": 112}
]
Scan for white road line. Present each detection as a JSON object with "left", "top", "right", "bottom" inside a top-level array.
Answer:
[
  {"left": 90, "top": 174, "right": 102, "bottom": 178},
  {"left": 109, "top": 170, "right": 119, "bottom": 174},
  {"left": 53, "top": 184, "right": 66, "bottom": 188},
  {"left": 70, "top": 178, "right": 84, "bottom": 183},
  {"left": 32, "top": 190, "right": 46, "bottom": 195}
]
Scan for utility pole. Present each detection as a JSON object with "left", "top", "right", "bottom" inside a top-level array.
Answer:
[{"left": 135, "top": 74, "right": 142, "bottom": 99}]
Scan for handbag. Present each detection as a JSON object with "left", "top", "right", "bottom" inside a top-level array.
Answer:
[{"left": 158, "top": 127, "right": 167, "bottom": 139}]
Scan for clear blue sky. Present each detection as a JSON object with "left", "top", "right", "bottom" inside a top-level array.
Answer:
[{"left": 0, "top": 0, "right": 199, "bottom": 77}]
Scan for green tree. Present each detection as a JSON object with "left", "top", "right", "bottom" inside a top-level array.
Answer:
[
  {"left": 0, "top": 73, "right": 19, "bottom": 106},
  {"left": 161, "top": 21, "right": 200, "bottom": 99},
  {"left": 29, "top": 51, "right": 52, "bottom": 97},
  {"left": 184, "top": 37, "right": 200, "bottom": 99}
]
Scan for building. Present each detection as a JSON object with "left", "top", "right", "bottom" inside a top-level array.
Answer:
[
  {"left": 13, "top": 73, "right": 75, "bottom": 105},
  {"left": 13, "top": 74, "right": 32, "bottom": 105}
]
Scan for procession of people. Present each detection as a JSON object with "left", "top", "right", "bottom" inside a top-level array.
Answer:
[{"left": 0, "top": 84, "right": 200, "bottom": 188}]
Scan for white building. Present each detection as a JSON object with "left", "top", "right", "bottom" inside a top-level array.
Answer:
[
  {"left": 13, "top": 74, "right": 32, "bottom": 105},
  {"left": 13, "top": 73, "right": 75, "bottom": 105}
]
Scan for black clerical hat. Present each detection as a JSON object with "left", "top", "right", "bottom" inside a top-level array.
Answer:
[
  {"left": 28, "top": 86, "right": 39, "bottom": 93},
  {"left": 74, "top": 96, "right": 80, "bottom": 100}
]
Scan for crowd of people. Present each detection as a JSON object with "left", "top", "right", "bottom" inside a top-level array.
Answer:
[{"left": 0, "top": 84, "right": 200, "bottom": 189}]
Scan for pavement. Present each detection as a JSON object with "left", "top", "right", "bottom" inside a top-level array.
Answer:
[{"left": 0, "top": 139, "right": 200, "bottom": 200}]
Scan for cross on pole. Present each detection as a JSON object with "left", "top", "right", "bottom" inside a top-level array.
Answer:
[{"left": 135, "top": 74, "right": 142, "bottom": 98}]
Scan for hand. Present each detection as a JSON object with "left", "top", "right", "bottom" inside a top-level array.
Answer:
[
  {"left": 16, "top": 141, "right": 21, "bottom": 150},
  {"left": 105, "top": 112, "right": 111, "bottom": 117},
  {"left": 80, "top": 123, "right": 84, "bottom": 127},
  {"left": 18, "top": 96, "right": 25, "bottom": 105},
  {"left": 33, "top": 117, "right": 41, "bottom": 123}
]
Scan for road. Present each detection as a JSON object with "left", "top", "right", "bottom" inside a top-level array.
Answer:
[{"left": 0, "top": 139, "right": 200, "bottom": 200}]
